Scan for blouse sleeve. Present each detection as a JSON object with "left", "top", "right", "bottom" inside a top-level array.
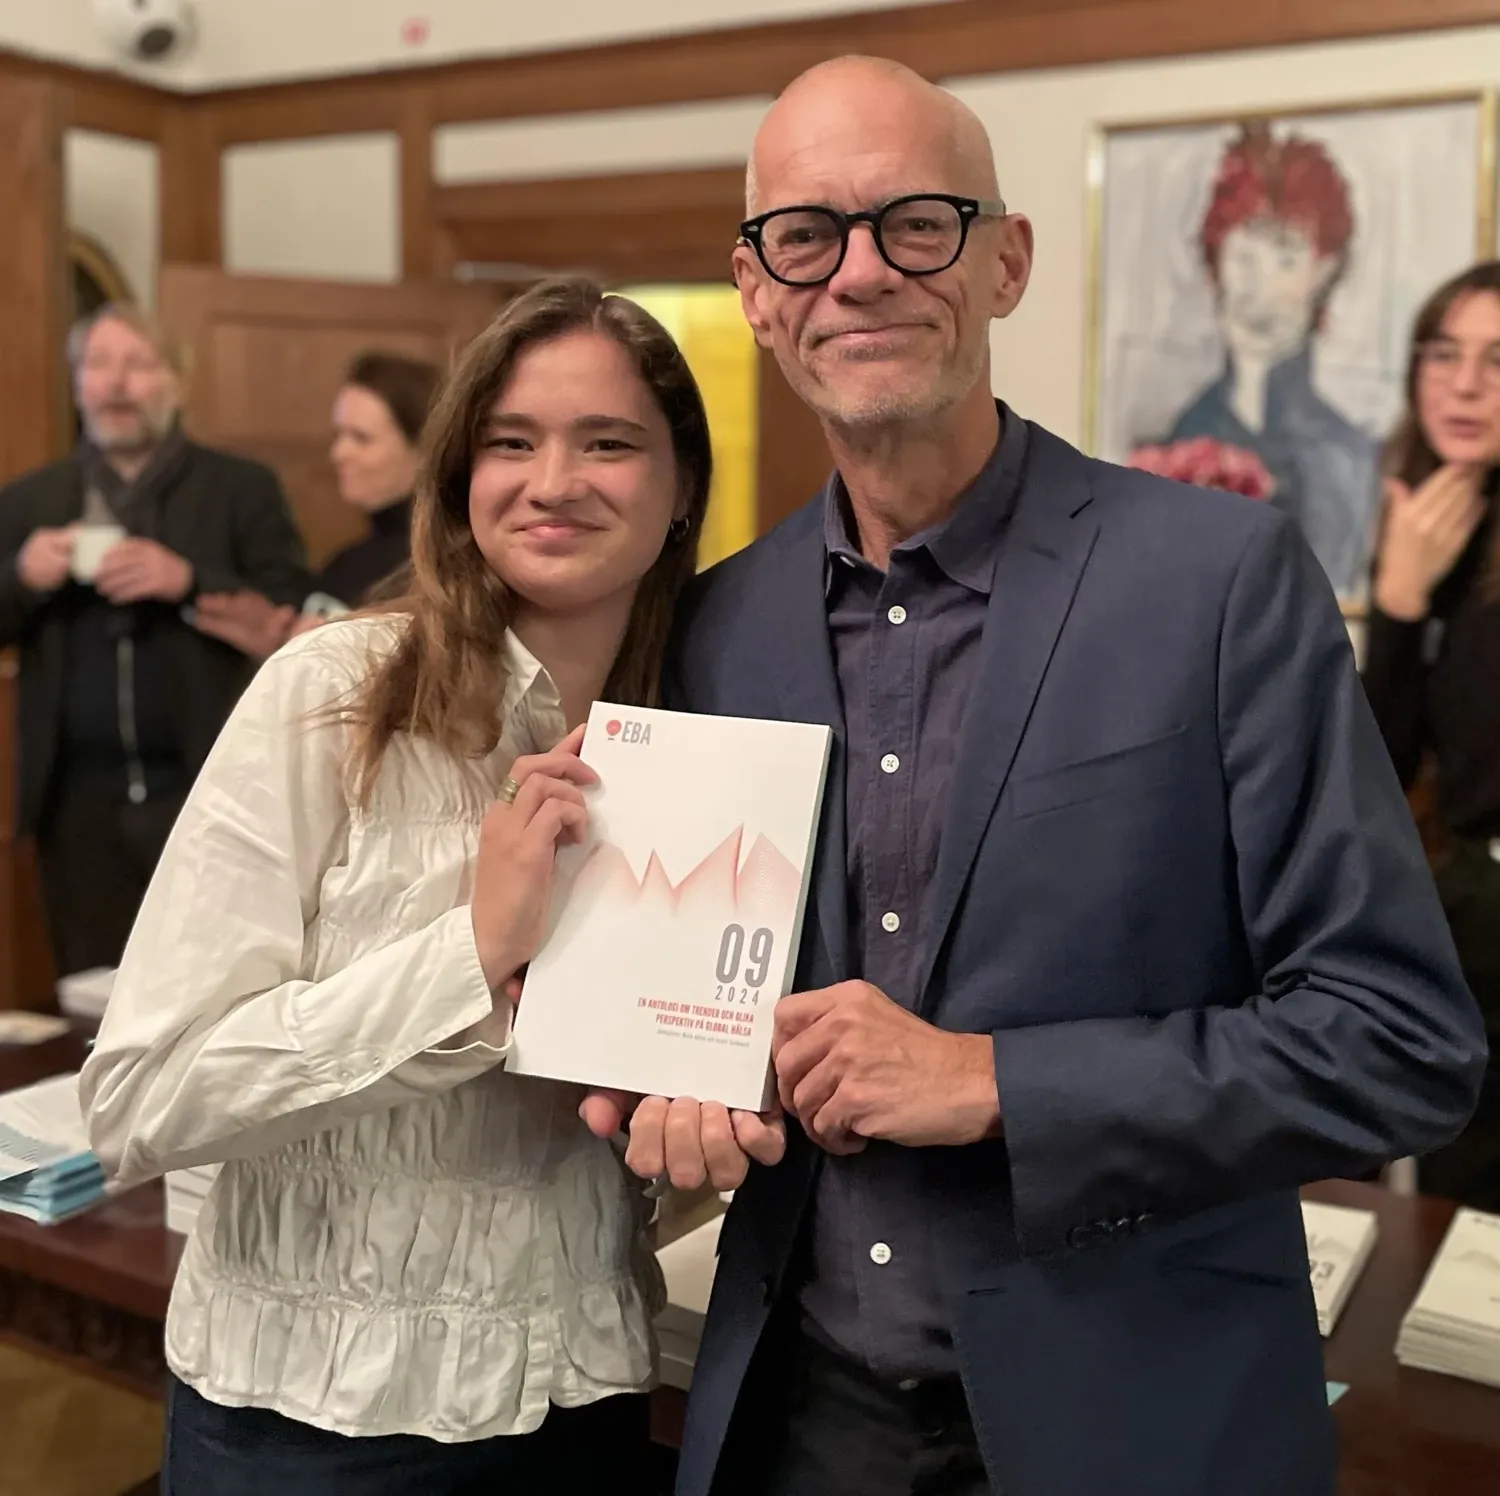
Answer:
[{"left": 80, "top": 629, "right": 511, "bottom": 1189}]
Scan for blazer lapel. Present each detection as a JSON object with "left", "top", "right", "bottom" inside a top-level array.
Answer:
[
  {"left": 917, "top": 428, "right": 1100, "bottom": 1012},
  {"left": 765, "top": 513, "right": 849, "bottom": 984}
]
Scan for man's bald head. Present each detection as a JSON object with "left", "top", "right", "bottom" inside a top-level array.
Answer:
[
  {"left": 745, "top": 56, "right": 999, "bottom": 216},
  {"left": 732, "top": 54, "right": 1029, "bottom": 435}
]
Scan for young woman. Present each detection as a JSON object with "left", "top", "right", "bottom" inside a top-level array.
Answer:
[
  {"left": 81, "top": 278, "right": 713, "bottom": 1493},
  {"left": 1364, "top": 260, "right": 1500, "bottom": 1212},
  {"left": 193, "top": 351, "right": 442, "bottom": 657}
]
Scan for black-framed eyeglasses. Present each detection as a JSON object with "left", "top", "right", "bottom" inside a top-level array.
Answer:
[
  {"left": 738, "top": 193, "right": 1006, "bottom": 287},
  {"left": 1417, "top": 338, "right": 1500, "bottom": 389}
]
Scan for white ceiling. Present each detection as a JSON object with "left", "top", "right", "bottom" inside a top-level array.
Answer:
[{"left": 4, "top": 0, "right": 953, "bottom": 92}]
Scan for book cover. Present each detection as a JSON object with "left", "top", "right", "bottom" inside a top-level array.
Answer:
[
  {"left": 507, "top": 702, "right": 832, "bottom": 1111},
  {"left": 1301, "top": 1199, "right": 1378, "bottom": 1336},
  {"left": 1404, "top": 1208, "right": 1500, "bottom": 1331}
]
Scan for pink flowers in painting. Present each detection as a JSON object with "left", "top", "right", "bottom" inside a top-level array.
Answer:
[{"left": 1125, "top": 436, "right": 1276, "bottom": 501}]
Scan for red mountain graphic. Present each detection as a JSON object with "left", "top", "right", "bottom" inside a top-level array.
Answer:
[{"left": 571, "top": 827, "right": 800, "bottom": 922}]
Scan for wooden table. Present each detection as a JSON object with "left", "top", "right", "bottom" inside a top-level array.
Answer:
[
  {"left": 0, "top": 1031, "right": 181, "bottom": 1395},
  {"left": 1306, "top": 1178, "right": 1500, "bottom": 1494},
  {"left": 3, "top": 1033, "right": 1498, "bottom": 1490}
]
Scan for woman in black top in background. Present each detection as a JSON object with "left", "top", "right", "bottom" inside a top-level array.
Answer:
[
  {"left": 1364, "top": 260, "right": 1500, "bottom": 1210},
  {"left": 316, "top": 352, "right": 439, "bottom": 607},
  {"left": 193, "top": 351, "right": 441, "bottom": 654}
]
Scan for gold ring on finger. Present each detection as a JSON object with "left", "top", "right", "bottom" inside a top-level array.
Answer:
[{"left": 498, "top": 776, "right": 522, "bottom": 805}]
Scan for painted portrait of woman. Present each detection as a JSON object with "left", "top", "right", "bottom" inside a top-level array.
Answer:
[
  {"left": 1090, "top": 96, "right": 1488, "bottom": 608},
  {"left": 1166, "top": 125, "right": 1376, "bottom": 597}
]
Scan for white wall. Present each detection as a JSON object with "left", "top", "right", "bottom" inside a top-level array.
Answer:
[
  {"left": 435, "top": 96, "right": 769, "bottom": 184},
  {"left": 184, "top": 0, "right": 948, "bottom": 89},
  {"left": 65, "top": 130, "right": 161, "bottom": 307},
  {"left": 950, "top": 22, "right": 1500, "bottom": 446},
  {"left": 223, "top": 134, "right": 401, "bottom": 283},
  {"left": 0, "top": 0, "right": 947, "bottom": 90}
]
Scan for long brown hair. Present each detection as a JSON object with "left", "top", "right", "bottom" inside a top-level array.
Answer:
[
  {"left": 340, "top": 277, "right": 713, "bottom": 802},
  {"left": 1384, "top": 260, "right": 1500, "bottom": 601},
  {"left": 344, "top": 350, "right": 442, "bottom": 447}
]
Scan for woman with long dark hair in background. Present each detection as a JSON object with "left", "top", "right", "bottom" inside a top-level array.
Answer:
[{"left": 1365, "top": 259, "right": 1500, "bottom": 1210}]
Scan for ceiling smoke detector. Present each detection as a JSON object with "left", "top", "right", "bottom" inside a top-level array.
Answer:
[{"left": 93, "top": 0, "right": 196, "bottom": 64}]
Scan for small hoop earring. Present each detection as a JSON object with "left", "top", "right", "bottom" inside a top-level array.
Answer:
[{"left": 669, "top": 516, "right": 690, "bottom": 541}]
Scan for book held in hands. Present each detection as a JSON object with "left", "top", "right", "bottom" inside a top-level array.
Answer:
[{"left": 508, "top": 702, "right": 832, "bottom": 1112}]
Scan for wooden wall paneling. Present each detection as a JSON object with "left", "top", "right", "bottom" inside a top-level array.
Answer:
[
  {"left": 440, "top": 215, "right": 739, "bottom": 285},
  {"left": 159, "top": 103, "right": 221, "bottom": 266},
  {"left": 187, "top": 0, "right": 1500, "bottom": 144},
  {"left": 207, "top": 75, "right": 413, "bottom": 144},
  {"left": 756, "top": 352, "right": 832, "bottom": 534},
  {"left": 159, "top": 265, "right": 502, "bottom": 564},
  {"left": 435, "top": 167, "right": 747, "bottom": 222},
  {"left": 400, "top": 93, "right": 435, "bottom": 280},
  {"left": 0, "top": 53, "right": 171, "bottom": 141},
  {"left": 433, "top": 166, "right": 746, "bottom": 285},
  {"left": 62, "top": 77, "right": 168, "bottom": 141},
  {"left": 0, "top": 52, "right": 208, "bottom": 281},
  {"left": 0, "top": 79, "right": 69, "bottom": 1009},
  {"left": 0, "top": 81, "right": 70, "bottom": 486}
]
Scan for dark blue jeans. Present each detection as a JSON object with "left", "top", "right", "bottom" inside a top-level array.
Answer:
[{"left": 162, "top": 1377, "right": 653, "bottom": 1496}]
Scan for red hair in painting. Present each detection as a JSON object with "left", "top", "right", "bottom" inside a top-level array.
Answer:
[{"left": 1199, "top": 122, "right": 1355, "bottom": 278}]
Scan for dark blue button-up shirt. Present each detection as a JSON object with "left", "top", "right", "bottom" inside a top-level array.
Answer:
[{"left": 797, "top": 404, "right": 1028, "bottom": 1382}]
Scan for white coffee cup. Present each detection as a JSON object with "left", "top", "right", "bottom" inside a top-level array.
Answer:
[{"left": 70, "top": 524, "right": 126, "bottom": 584}]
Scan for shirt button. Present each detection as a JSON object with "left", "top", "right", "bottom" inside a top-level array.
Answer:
[
  {"left": 870, "top": 1242, "right": 893, "bottom": 1265},
  {"left": 887, "top": 605, "right": 907, "bottom": 625},
  {"left": 881, "top": 911, "right": 901, "bottom": 934},
  {"left": 880, "top": 753, "right": 900, "bottom": 774}
]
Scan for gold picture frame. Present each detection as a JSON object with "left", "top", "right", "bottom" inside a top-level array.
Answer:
[{"left": 1082, "top": 90, "right": 1497, "bottom": 614}]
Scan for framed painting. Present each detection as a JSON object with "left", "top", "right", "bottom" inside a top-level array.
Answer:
[{"left": 1085, "top": 93, "right": 1495, "bottom": 610}]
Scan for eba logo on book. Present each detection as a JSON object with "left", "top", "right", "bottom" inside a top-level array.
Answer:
[{"left": 604, "top": 717, "right": 652, "bottom": 745}]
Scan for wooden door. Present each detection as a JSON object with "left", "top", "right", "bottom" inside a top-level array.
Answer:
[{"left": 158, "top": 266, "right": 502, "bottom": 567}]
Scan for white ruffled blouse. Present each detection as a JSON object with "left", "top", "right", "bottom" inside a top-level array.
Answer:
[{"left": 80, "top": 617, "right": 662, "bottom": 1441}]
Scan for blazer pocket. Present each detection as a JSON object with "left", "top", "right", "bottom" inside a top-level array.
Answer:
[{"left": 1010, "top": 724, "right": 1189, "bottom": 820}]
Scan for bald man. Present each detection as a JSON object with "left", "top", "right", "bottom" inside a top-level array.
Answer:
[{"left": 599, "top": 58, "right": 1481, "bottom": 1496}]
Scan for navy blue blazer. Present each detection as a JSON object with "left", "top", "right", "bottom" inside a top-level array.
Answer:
[{"left": 664, "top": 422, "right": 1485, "bottom": 1496}]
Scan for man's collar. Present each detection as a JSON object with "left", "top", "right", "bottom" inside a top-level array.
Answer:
[{"left": 821, "top": 401, "right": 1028, "bottom": 595}]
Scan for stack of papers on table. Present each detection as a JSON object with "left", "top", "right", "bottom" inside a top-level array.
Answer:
[
  {"left": 55, "top": 967, "right": 116, "bottom": 1022},
  {"left": 655, "top": 1213, "right": 724, "bottom": 1391},
  {"left": 1397, "top": 1208, "right": 1500, "bottom": 1388},
  {"left": 165, "top": 1164, "right": 220, "bottom": 1235},
  {"left": 0, "top": 1071, "right": 104, "bottom": 1225},
  {"left": 1301, "top": 1199, "right": 1379, "bottom": 1336}
]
